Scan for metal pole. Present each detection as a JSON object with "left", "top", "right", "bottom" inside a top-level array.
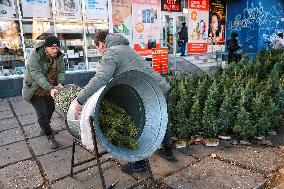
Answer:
[{"left": 16, "top": 0, "right": 27, "bottom": 65}]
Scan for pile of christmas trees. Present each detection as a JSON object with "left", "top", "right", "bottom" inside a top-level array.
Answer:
[{"left": 169, "top": 48, "right": 284, "bottom": 143}]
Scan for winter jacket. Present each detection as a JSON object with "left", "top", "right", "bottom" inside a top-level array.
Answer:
[
  {"left": 22, "top": 41, "right": 65, "bottom": 102},
  {"left": 178, "top": 26, "right": 188, "bottom": 43},
  {"left": 77, "top": 33, "right": 171, "bottom": 104},
  {"left": 272, "top": 37, "right": 284, "bottom": 49},
  {"left": 226, "top": 38, "right": 240, "bottom": 53}
]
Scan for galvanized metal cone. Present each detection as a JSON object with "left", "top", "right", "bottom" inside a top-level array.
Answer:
[{"left": 66, "top": 70, "right": 168, "bottom": 162}]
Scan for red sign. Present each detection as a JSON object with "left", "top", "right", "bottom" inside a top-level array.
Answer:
[
  {"left": 152, "top": 48, "right": 169, "bottom": 74},
  {"left": 161, "top": 0, "right": 182, "bottom": 12},
  {"left": 188, "top": 43, "right": 207, "bottom": 53},
  {"left": 188, "top": 0, "right": 209, "bottom": 10}
]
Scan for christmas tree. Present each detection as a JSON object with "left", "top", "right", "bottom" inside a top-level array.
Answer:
[
  {"left": 202, "top": 81, "right": 223, "bottom": 138},
  {"left": 252, "top": 94, "right": 270, "bottom": 137},
  {"left": 174, "top": 78, "right": 189, "bottom": 139},
  {"left": 218, "top": 90, "right": 235, "bottom": 135}
]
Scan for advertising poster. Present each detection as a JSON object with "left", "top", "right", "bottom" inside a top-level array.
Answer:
[
  {"left": 188, "top": 0, "right": 209, "bottom": 53},
  {"left": 111, "top": 0, "right": 132, "bottom": 45},
  {"left": 189, "top": 0, "right": 209, "bottom": 10},
  {"left": 208, "top": 0, "right": 226, "bottom": 46},
  {"left": 22, "top": 0, "right": 51, "bottom": 18},
  {"left": 56, "top": 0, "right": 81, "bottom": 19},
  {"left": 0, "top": 0, "right": 16, "bottom": 18},
  {"left": 86, "top": 0, "right": 108, "bottom": 20},
  {"left": 132, "top": 0, "right": 161, "bottom": 55}
]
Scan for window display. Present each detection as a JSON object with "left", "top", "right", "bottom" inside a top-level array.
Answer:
[
  {"left": 22, "top": 20, "right": 55, "bottom": 61},
  {"left": 0, "top": 20, "right": 24, "bottom": 76},
  {"left": 0, "top": 0, "right": 109, "bottom": 78},
  {"left": 56, "top": 22, "right": 85, "bottom": 71}
]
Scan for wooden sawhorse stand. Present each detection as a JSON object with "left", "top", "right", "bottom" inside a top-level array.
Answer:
[{"left": 70, "top": 116, "right": 155, "bottom": 189}]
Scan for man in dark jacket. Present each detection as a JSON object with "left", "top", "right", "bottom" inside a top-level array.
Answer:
[
  {"left": 226, "top": 32, "right": 241, "bottom": 64},
  {"left": 74, "top": 31, "right": 177, "bottom": 173},
  {"left": 22, "top": 35, "right": 65, "bottom": 149},
  {"left": 178, "top": 22, "right": 188, "bottom": 56}
]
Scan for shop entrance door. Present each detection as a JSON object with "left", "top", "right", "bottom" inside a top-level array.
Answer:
[{"left": 161, "top": 12, "right": 187, "bottom": 55}]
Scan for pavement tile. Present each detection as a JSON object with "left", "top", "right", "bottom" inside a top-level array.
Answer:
[
  {"left": 163, "top": 157, "right": 265, "bottom": 189},
  {"left": 18, "top": 112, "right": 61, "bottom": 126},
  {"left": 0, "top": 160, "right": 43, "bottom": 188},
  {"left": 10, "top": 101, "right": 31, "bottom": 110},
  {"left": 0, "top": 118, "right": 19, "bottom": 131},
  {"left": 0, "top": 100, "right": 10, "bottom": 112},
  {"left": 216, "top": 146, "right": 284, "bottom": 172},
  {"left": 0, "top": 141, "right": 31, "bottom": 167},
  {"left": 38, "top": 146, "right": 109, "bottom": 182},
  {"left": 0, "top": 127, "right": 24, "bottom": 146},
  {"left": 52, "top": 161, "right": 136, "bottom": 189},
  {"left": 0, "top": 110, "right": 14, "bottom": 120},
  {"left": 13, "top": 107, "right": 36, "bottom": 116},
  {"left": 178, "top": 140, "right": 231, "bottom": 159},
  {"left": 29, "top": 130, "right": 73, "bottom": 156},
  {"left": 18, "top": 113, "right": 38, "bottom": 126},
  {"left": 149, "top": 149, "right": 197, "bottom": 179},
  {"left": 23, "top": 118, "right": 66, "bottom": 139}
]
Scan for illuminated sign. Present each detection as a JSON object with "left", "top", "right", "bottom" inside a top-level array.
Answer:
[{"left": 161, "top": 0, "right": 182, "bottom": 12}]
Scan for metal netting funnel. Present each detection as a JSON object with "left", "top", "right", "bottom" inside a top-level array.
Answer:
[{"left": 66, "top": 70, "right": 168, "bottom": 162}]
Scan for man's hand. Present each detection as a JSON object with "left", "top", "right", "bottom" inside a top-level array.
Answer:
[
  {"left": 50, "top": 88, "right": 58, "bottom": 99},
  {"left": 56, "top": 84, "right": 64, "bottom": 90},
  {"left": 74, "top": 102, "right": 82, "bottom": 120}
]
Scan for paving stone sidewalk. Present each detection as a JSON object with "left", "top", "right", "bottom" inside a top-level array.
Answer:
[{"left": 1, "top": 96, "right": 284, "bottom": 189}]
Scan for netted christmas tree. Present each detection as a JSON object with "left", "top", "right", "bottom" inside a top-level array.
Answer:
[
  {"left": 266, "top": 97, "right": 280, "bottom": 132},
  {"left": 233, "top": 105, "right": 256, "bottom": 141},
  {"left": 173, "top": 78, "right": 189, "bottom": 139},
  {"left": 252, "top": 94, "right": 270, "bottom": 137},
  {"left": 99, "top": 100, "right": 138, "bottom": 149},
  {"left": 202, "top": 81, "right": 223, "bottom": 138},
  {"left": 276, "top": 86, "right": 284, "bottom": 117},
  {"left": 217, "top": 89, "right": 235, "bottom": 135},
  {"left": 233, "top": 87, "right": 257, "bottom": 141},
  {"left": 196, "top": 75, "right": 212, "bottom": 111}
]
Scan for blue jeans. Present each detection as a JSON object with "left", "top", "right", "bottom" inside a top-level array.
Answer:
[{"left": 180, "top": 43, "right": 186, "bottom": 55}]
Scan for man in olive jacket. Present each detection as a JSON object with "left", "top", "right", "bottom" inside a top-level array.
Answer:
[
  {"left": 22, "top": 35, "right": 65, "bottom": 149},
  {"left": 74, "top": 31, "right": 176, "bottom": 173}
]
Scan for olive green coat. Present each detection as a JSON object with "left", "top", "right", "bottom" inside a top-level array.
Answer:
[{"left": 22, "top": 41, "right": 65, "bottom": 102}]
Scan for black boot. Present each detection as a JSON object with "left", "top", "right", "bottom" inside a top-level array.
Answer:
[
  {"left": 121, "top": 160, "right": 147, "bottom": 173},
  {"left": 158, "top": 148, "right": 177, "bottom": 162},
  {"left": 47, "top": 135, "right": 59, "bottom": 149}
]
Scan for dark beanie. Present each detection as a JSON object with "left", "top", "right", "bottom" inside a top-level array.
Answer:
[
  {"left": 45, "top": 35, "right": 60, "bottom": 47},
  {"left": 231, "top": 32, "right": 238, "bottom": 38}
]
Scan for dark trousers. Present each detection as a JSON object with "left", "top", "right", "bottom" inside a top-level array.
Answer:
[
  {"left": 31, "top": 95, "right": 55, "bottom": 136},
  {"left": 180, "top": 43, "right": 186, "bottom": 55},
  {"left": 228, "top": 52, "right": 241, "bottom": 64},
  {"left": 162, "top": 92, "right": 173, "bottom": 149}
]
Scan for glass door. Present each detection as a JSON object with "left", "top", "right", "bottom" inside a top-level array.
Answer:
[{"left": 161, "top": 12, "right": 188, "bottom": 55}]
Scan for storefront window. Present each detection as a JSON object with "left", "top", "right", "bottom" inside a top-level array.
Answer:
[
  {"left": 55, "top": 21, "right": 85, "bottom": 71},
  {"left": 0, "top": 20, "right": 24, "bottom": 76},
  {"left": 22, "top": 20, "right": 54, "bottom": 62}
]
